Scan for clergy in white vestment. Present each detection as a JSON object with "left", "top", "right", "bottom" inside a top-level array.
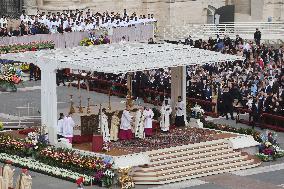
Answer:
[
  {"left": 57, "top": 113, "right": 65, "bottom": 140},
  {"left": 100, "top": 108, "right": 110, "bottom": 142},
  {"left": 135, "top": 107, "right": 145, "bottom": 139},
  {"left": 15, "top": 169, "right": 32, "bottom": 189},
  {"left": 110, "top": 111, "right": 120, "bottom": 141},
  {"left": 119, "top": 106, "right": 133, "bottom": 140},
  {"left": 160, "top": 100, "right": 172, "bottom": 132},
  {"left": 62, "top": 113, "right": 75, "bottom": 144},
  {"left": 2, "top": 161, "right": 14, "bottom": 189},
  {"left": 0, "top": 176, "right": 8, "bottom": 189},
  {"left": 143, "top": 107, "right": 154, "bottom": 137},
  {"left": 175, "top": 96, "right": 186, "bottom": 127}
]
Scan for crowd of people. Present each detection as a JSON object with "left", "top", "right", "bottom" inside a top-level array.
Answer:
[
  {"left": 183, "top": 29, "right": 283, "bottom": 123},
  {"left": 71, "top": 29, "right": 283, "bottom": 124},
  {"left": 0, "top": 9, "right": 156, "bottom": 37}
]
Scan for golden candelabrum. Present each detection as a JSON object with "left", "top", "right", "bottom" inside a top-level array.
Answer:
[
  {"left": 118, "top": 167, "right": 135, "bottom": 189},
  {"left": 69, "top": 95, "right": 75, "bottom": 114},
  {"left": 78, "top": 96, "right": 84, "bottom": 113},
  {"left": 108, "top": 88, "right": 112, "bottom": 111},
  {"left": 87, "top": 98, "right": 91, "bottom": 114},
  {"left": 126, "top": 90, "right": 133, "bottom": 109}
]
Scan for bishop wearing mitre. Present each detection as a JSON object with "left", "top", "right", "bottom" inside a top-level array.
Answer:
[
  {"left": 2, "top": 160, "right": 14, "bottom": 189},
  {"left": 160, "top": 100, "right": 172, "bottom": 133},
  {"left": 119, "top": 106, "right": 133, "bottom": 140},
  {"left": 135, "top": 106, "right": 145, "bottom": 139},
  {"left": 15, "top": 169, "right": 32, "bottom": 189}
]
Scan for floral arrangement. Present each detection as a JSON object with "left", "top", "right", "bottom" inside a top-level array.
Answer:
[
  {"left": 102, "top": 169, "right": 115, "bottom": 187},
  {"left": 190, "top": 104, "right": 205, "bottom": 119},
  {"left": 0, "top": 153, "right": 94, "bottom": 185},
  {"left": 102, "top": 142, "right": 111, "bottom": 152},
  {"left": 37, "top": 147, "right": 113, "bottom": 176},
  {"left": 0, "top": 63, "right": 22, "bottom": 84},
  {"left": 0, "top": 41, "right": 55, "bottom": 54},
  {"left": 0, "top": 133, "right": 115, "bottom": 186},
  {"left": 0, "top": 121, "right": 3, "bottom": 131},
  {"left": 256, "top": 131, "right": 284, "bottom": 161},
  {"left": 203, "top": 121, "right": 262, "bottom": 142},
  {"left": 20, "top": 63, "right": 30, "bottom": 72},
  {"left": 79, "top": 35, "right": 110, "bottom": 46}
]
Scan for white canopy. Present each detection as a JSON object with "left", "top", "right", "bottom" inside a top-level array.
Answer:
[
  {"left": 1, "top": 43, "right": 243, "bottom": 73},
  {"left": 0, "top": 43, "right": 243, "bottom": 145}
]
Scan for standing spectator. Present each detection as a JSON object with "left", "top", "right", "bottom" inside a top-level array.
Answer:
[
  {"left": 254, "top": 28, "right": 261, "bottom": 46},
  {"left": 221, "top": 86, "right": 235, "bottom": 120}
]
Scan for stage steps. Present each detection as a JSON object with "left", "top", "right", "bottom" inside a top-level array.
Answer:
[{"left": 133, "top": 139, "right": 261, "bottom": 185}]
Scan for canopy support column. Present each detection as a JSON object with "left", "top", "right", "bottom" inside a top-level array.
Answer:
[
  {"left": 41, "top": 66, "right": 58, "bottom": 145},
  {"left": 171, "top": 66, "right": 187, "bottom": 122}
]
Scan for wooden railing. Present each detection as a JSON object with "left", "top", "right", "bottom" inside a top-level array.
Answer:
[{"left": 235, "top": 107, "right": 284, "bottom": 132}]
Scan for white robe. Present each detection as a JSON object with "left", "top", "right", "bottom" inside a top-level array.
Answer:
[
  {"left": 120, "top": 110, "right": 132, "bottom": 130},
  {"left": 135, "top": 110, "right": 145, "bottom": 139},
  {"left": 100, "top": 113, "right": 110, "bottom": 142},
  {"left": 160, "top": 104, "right": 172, "bottom": 131},
  {"left": 0, "top": 176, "right": 8, "bottom": 189},
  {"left": 57, "top": 119, "right": 64, "bottom": 136},
  {"left": 175, "top": 101, "right": 185, "bottom": 116},
  {"left": 62, "top": 116, "right": 75, "bottom": 138},
  {"left": 143, "top": 109, "right": 154, "bottom": 129},
  {"left": 2, "top": 165, "right": 13, "bottom": 188},
  {"left": 110, "top": 114, "right": 120, "bottom": 141},
  {"left": 15, "top": 174, "right": 32, "bottom": 189}
]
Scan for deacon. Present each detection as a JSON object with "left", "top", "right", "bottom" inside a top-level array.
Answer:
[
  {"left": 135, "top": 107, "right": 145, "bottom": 139},
  {"left": 160, "top": 100, "right": 172, "bottom": 133},
  {"left": 119, "top": 106, "right": 133, "bottom": 140},
  {"left": 2, "top": 160, "right": 14, "bottom": 189},
  {"left": 175, "top": 96, "right": 186, "bottom": 127},
  {"left": 110, "top": 111, "right": 120, "bottom": 141},
  {"left": 15, "top": 169, "right": 32, "bottom": 189},
  {"left": 100, "top": 108, "right": 110, "bottom": 142},
  {"left": 63, "top": 113, "right": 75, "bottom": 144},
  {"left": 143, "top": 107, "right": 154, "bottom": 137}
]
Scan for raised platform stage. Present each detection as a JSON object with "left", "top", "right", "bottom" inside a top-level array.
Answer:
[{"left": 5, "top": 127, "right": 261, "bottom": 185}]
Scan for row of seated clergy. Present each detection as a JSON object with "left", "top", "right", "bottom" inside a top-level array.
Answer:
[
  {"left": 0, "top": 161, "right": 32, "bottom": 189},
  {"left": 99, "top": 105, "right": 161, "bottom": 142}
]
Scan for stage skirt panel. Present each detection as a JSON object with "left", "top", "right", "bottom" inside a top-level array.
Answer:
[
  {"left": 144, "top": 128, "right": 153, "bottom": 137},
  {"left": 119, "top": 129, "right": 133, "bottom": 140}
]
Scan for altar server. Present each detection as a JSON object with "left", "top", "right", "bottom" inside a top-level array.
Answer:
[
  {"left": 63, "top": 113, "right": 75, "bottom": 143},
  {"left": 119, "top": 106, "right": 133, "bottom": 140},
  {"left": 100, "top": 108, "right": 110, "bottom": 142},
  {"left": 175, "top": 96, "right": 186, "bottom": 127},
  {"left": 110, "top": 111, "right": 120, "bottom": 141},
  {"left": 2, "top": 160, "right": 14, "bottom": 189},
  {"left": 15, "top": 169, "right": 32, "bottom": 189},
  {"left": 57, "top": 113, "right": 65, "bottom": 140},
  {"left": 160, "top": 100, "right": 172, "bottom": 132},
  {"left": 135, "top": 107, "right": 145, "bottom": 139},
  {"left": 143, "top": 107, "right": 154, "bottom": 137}
]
